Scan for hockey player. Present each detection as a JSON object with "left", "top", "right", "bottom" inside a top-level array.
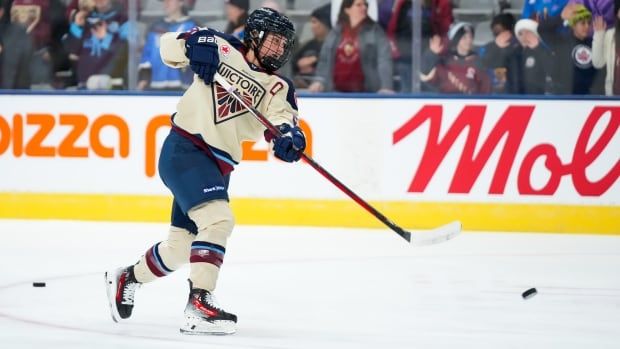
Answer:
[{"left": 104, "top": 7, "right": 304, "bottom": 335}]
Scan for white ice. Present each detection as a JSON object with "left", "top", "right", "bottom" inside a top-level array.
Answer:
[{"left": 0, "top": 219, "right": 619, "bottom": 349}]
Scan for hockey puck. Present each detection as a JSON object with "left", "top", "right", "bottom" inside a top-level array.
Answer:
[
  {"left": 522, "top": 288, "right": 537, "bottom": 299},
  {"left": 32, "top": 282, "right": 46, "bottom": 287}
]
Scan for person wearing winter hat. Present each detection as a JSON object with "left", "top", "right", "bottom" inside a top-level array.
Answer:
[
  {"left": 562, "top": 0, "right": 615, "bottom": 30},
  {"left": 447, "top": 22, "right": 474, "bottom": 49},
  {"left": 292, "top": 3, "right": 332, "bottom": 88},
  {"left": 225, "top": 0, "right": 249, "bottom": 39},
  {"left": 311, "top": 2, "right": 332, "bottom": 30},
  {"left": 515, "top": 18, "right": 540, "bottom": 42},
  {"left": 505, "top": 18, "right": 556, "bottom": 94},
  {"left": 545, "top": 4, "right": 604, "bottom": 94},
  {"left": 225, "top": 0, "right": 249, "bottom": 11},
  {"left": 420, "top": 21, "right": 490, "bottom": 94},
  {"left": 568, "top": 4, "right": 593, "bottom": 25}
]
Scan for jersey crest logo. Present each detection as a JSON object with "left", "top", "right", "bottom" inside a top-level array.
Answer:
[{"left": 213, "top": 63, "right": 266, "bottom": 124}]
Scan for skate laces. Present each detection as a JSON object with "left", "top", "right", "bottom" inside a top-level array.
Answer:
[
  {"left": 200, "top": 291, "right": 223, "bottom": 310},
  {"left": 120, "top": 274, "right": 140, "bottom": 305}
]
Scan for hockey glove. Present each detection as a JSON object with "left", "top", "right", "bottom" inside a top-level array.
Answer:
[
  {"left": 178, "top": 28, "right": 219, "bottom": 84},
  {"left": 271, "top": 124, "right": 306, "bottom": 163}
]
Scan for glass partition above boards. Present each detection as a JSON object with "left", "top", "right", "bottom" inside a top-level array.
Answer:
[{"left": 0, "top": 0, "right": 617, "bottom": 96}]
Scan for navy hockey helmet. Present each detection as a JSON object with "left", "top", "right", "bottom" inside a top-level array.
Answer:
[{"left": 244, "top": 7, "right": 296, "bottom": 72}]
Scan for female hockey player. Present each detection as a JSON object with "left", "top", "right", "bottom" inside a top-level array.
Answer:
[{"left": 105, "top": 7, "right": 305, "bottom": 335}]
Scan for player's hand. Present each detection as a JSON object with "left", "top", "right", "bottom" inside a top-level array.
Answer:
[
  {"left": 178, "top": 28, "right": 219, "bottom": 84},
  {"left": 272, "top": 124, "right": 306, "bottom": 162}
]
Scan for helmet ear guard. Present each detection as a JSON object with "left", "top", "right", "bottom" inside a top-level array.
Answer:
[{"left": 244, "top": 7, "right": 296, "bottom": 71}]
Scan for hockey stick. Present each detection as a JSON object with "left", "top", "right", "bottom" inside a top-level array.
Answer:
[{"left": 214, "top": 73, "right": 461, "bottom": 245}]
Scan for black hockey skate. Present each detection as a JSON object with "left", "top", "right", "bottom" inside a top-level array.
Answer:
[
  {"left": 104, "top": 265, "right": 141, "bottom": 322},
  {"left": 180, "top": 281, "right": 237, "bottom": 335}
]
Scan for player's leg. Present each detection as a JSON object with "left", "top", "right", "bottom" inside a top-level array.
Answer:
[
  {"left": 105, "top": 204, "right": 195, "bottom": 322},
  {"left": 155, "top": 128, "right": 237, "bottom": 334},
  {"left": 132, "top": 201, "right": 197, "bottom": 283},
  {"left": 105, "top": 129, "right": 201, "bottom": 323},
  {"left": 180, "top": 199, "right": 237, "bottom": 335}
]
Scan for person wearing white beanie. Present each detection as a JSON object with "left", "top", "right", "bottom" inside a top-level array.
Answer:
[
  {"left": 505, "top": 18, "right": 556, "bottom": 94},
  {"left": 515, "top": 19, "right": 540, "bottom": 39}
]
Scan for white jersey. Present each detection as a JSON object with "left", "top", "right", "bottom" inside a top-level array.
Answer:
[{"left": 159, "top": 30, "right": 299, "bottom": 165}]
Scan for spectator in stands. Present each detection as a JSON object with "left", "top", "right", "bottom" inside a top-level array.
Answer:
[
  {"left": 10, "top": 0, "right": 69, "bottom": 88},
  {"left": 137, "top": 0, "right": 198, "bottom": 90},
  {"left": 224, "top": 0, "right": 249, "bottom": 40},
  {"left": 0, "top": 0, "right": 33, "bottom": 88},
  {"left": 522, "top": 0, "right": 569, "bottom": 21},
  {"left": 562, "top": 0, "right": 616, "bottom": 30},
  {"left": 378, "top": 0, "right": 453, "bottom": 92},
  {"left": 505, "top": 18, "right": 556, "bottom": 94},
  {"left": 592, "top": 1, "right": 619, "bottom": 95},
  {"left": 420, "top": 22, "right": 491, "bottom": 94},
  {"left": 261, "top": 0, "right": 282, "bottom": 12},
  {"left": 309, "top": 0, "right": 393, "bottom": 93},
  {"left": 331, "top": 0, "right": 380, "bottom": 26},
  {"left": 64, "top": 0, "right": 130, "bottom": 88},
  {"left": 64, "top": 12, "right": 127, "bottom": 89},
  {"left": 66, "top": 0, "right": 142, "bottom": 23},
  {"left": 292, "top": 3, "right": 331, "bottom": 88},
  {"left": 546, "top": 4, "right": 603, "bottom": 93},
  {"left": 479, "top": 13, "right": 517, "bottom": 93},
  {"left": 421, "top": 0, "right": 453, "bottom": 39},
  {"left": 87, "top": 0, "right": 129, "bottom": 40},
  {"left": 0, "top": 0, "right": 7, "bottom": 25}
]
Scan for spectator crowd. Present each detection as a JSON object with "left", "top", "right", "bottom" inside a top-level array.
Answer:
[{"left": 0, "top": 0, "right": 618, "bottom": 95}]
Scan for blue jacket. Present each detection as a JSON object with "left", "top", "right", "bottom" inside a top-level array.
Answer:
[
  {"left": 139, "top": 17, "right": 199, "bottom": 89},
  {"left": 522, "top": 0, "right": 568, "bottom": 19}
]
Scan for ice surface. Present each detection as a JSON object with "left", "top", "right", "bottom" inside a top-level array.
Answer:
[{"left": 0, "top": 219, "right": 619, "bottom": 349}]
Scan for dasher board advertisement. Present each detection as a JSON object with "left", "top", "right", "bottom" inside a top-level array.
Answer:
[{"left": 0, "top": 94, "right": 618, "bottom": 233}]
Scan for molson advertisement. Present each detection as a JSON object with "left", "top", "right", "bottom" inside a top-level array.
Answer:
[{"left": 0, "top": 94, "right": 618, "bottom": 234}]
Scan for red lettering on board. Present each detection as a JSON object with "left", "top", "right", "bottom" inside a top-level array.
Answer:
[{"left": 393, "top": 105, "right": 619, "bottom": 196}]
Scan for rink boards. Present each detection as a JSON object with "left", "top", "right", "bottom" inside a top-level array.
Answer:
[{"left": 0, "top": 94, "right": 618, "bottom": 234}]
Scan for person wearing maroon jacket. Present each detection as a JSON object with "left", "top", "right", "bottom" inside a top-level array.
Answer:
[
  {"left": 309, "top": 0, "right": 393, "bottom": 93},
  {"left": 10, "top": 0, "right": 69, "bottom": 87},
  {"left": 10, "top": 0, "right": 52, "bottom": 50},
  {"left": 0, "top": 0, "right": 33, "bottom": 88},
  {"left": 420, "top": 22, "right": 491, "bottom": 94}
]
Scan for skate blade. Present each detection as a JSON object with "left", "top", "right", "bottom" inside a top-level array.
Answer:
[
  {"left": 180, "top": 319, "right": 236, "bottom": 335},
  {"left": 104, "top": 270, "right": 121, "bottom": 323}
]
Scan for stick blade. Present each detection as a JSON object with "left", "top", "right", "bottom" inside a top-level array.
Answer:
[{"left": 409, "top": 221, "right": 462, "bottom": 246}]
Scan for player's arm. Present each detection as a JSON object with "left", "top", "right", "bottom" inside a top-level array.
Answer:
[
  {"left": 160, "top": 27, "right": 220, "bottom": 83},
  {"left": 159, "top": 32, "right": 189, "bottom": 68}
]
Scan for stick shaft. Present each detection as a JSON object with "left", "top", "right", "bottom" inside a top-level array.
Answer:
[{"left": 214, "top": 74, "right": 411, "bottom": 242}]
